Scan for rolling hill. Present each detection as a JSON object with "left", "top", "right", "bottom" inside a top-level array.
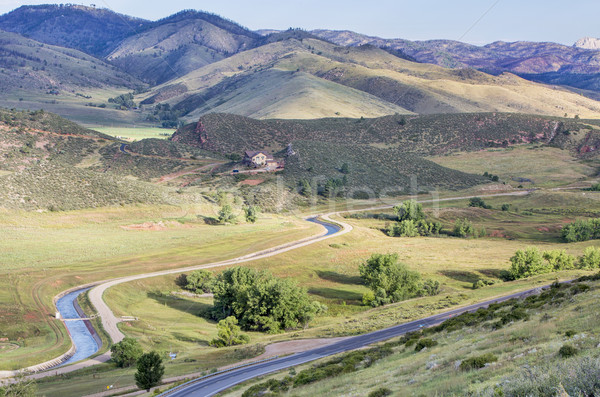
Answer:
[
  {"left": 143, "top": 36, "right": 600, "bottom": 120},
  {"left": 107, "top": 10, "right": 260, "bottom": 85},
  {"left": 312, "top": 29, "right": 600, "bottom": 96},
  {"left": 0, "top": 30, "right": 142, "bottom": 94},
  {"left": 0, "top": 4, "right": 150, "bottom": 57}
]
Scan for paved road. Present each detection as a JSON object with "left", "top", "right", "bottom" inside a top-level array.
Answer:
[{"left": 161, "top": 285, "right": 544, "bottom": 396}]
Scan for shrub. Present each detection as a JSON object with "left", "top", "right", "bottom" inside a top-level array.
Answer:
[
  {"left": 415, "top": 338, "right": 437, "bottom": 351},
  {"left": 393, "top": 200, "right": 425, "bottom": 222},
  {"left": 469, "top": 197, "right": 492, "bottom": 209},
  {"left": 210, "top": 316, "right": 250, "bottom": 347},
  {"left": 558, "top": 344, "right": 578, "bottom": 358},
  {"left": 542, "top": 250, "right": 575, "bottom": 271},
  {"left": 368, "top": 387, "right": 392, "bottom": 397},
  {"left": 561, "top": 218, "right": 600, "bottom": 242},
  {"left": 110, "top": 337, "right": 143, "bottom": 368},
  {"left": 454, "top": 218, "right": 475, "bottom": 238},
  {"left": 459, "top": 353, "right": 497, "bottom": 371},
  {"left": 509, "top": 247, "right": 551, "bottom": 279},
  {"left": 421, "top": 279, "right": 441, "bottom": 296},
  {"left": 578, "top": 246, "right": 600, "bottom": 269},
  {"left": 183, "top": 270, "right": 213, "bottom": 294}
]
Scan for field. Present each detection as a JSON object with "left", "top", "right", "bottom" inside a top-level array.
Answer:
[
  {"left": 430, "top": 144, "right": 598, "bottom": 188},
  {"left": 0, "top": 204, "right": 321, "bottom": 370},
  {"left": 92, "top": 127, "right": 174, "bottom": 141}
]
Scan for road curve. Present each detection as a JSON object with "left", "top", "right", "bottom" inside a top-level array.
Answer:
[
  {"left": 7, "top": 190, "right": 529, "bottom": 379},
  {"left": 160, "top": 284, "right": 546, "bottom": 397}
]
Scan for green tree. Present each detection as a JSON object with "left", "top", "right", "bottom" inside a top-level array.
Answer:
[
  {"left": 299, "top": 179, "right": 312, "bottom": 196},
  {"left": 110, "top": 337, "right": 143, "bottom": 368},
  {"left": 393, "top": 200, "right": 425, "bottom": 222},
  {"left": 468, "top": 197, "right": 491, "bottom": 209},
  {"left": 578, "top": 246, "right": 600, "bottom": 269},
  {"left": 211, "top": 267, "right": 324, "bottom": 332},
  {"left": 184, "top": 270, "right": 214, "bottom": 294},
  {"left": 244, "top": 206, "right": 259, "bottom": 223},
  {"left": 453, "top": 218, "right": 475, "bottom": 238},
  {"left": 542, "top": 250, "right": 575, "bottom": 271},
  {"left": 359, "top": 253, "right": 423, "bottom": 306},
  {"left": 340, "top": 163, "right": 350, "bottom": 174},
  {"left": 0, "top": 372, "right": 37, "bottom": 397},
  {"left": 210, "top": 316, "right": 250, "bottom": 347},
  {"left": 218, "top": 204, "right": 237, "bottom": 224},
  {"left": 135, "top": 351, "right": 165, "bottom": 392},
  {"left": 509, "top": 247, "right": 550, "bottom": 279}
]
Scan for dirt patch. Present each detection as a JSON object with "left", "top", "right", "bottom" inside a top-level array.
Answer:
[
  {"left": 490, "top": 230, "right": 510, "bottom": 238},
  {"left": 240, "top": 179, "right": 265, "bottom": 186},
  {"left": 0, "top": 343, "right": 20, "bottom": 353}
]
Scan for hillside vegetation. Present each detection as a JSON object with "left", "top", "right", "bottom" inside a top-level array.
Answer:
[
  {"left": 142, "top": 37, "right": 600, "bottom": 120},
  {"left": 313, "top": 29, "right": 600, "bottom": 95}
]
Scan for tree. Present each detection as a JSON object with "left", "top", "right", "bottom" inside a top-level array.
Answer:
[
  {"left": 453, "top": 218, "right": 475, "bottom": 238},
  {"left": 210, "top": 316, "right": 250, "bottom": 347},
  {"left": 135, "top": 351, "right": 165, "bottom": 392},
  {"left": 542, "top": 250, "right": 575, "bottom": 271},
  {"left": 299, "top": 179, "right": 312, "bottom": 197},
  {"left": 218, "top": 204, "right": 237, "bottom": 224},
  {"left": 359, "top": 254, "right": 423, "bottom": 306},
  {"left": 578, "top": 246, "right": 600, "bottom": 269},
  {"left": 244, "top": 206, "right": 259, "bottom": 223},
  {"left": 0, "top": 372, "right": 37, "bottom": 397},
  {"left": 509, "top": 247, "right": 550, "bottom": 279},
  {"left": 340, "top": 163, "right": 350, "bottom": 174},
  {"left": 393, "top": 200, "right": 425, "bottom": 222},
  {"left": 184, "top": 270, "right": 214, "bottom": 294},
  {"left": 468, "top": 197, "right": 491, "bottom": 209},
  {"left": 211, "top": 267, "right": 324, "bottom": 332},
  {"left": 110, "top": 337, "right": 143, "bottom": 368}
]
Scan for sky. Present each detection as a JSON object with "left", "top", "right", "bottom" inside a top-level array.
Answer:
[{"left": 0, "top": 0, "right": 598, "bottom": 45}]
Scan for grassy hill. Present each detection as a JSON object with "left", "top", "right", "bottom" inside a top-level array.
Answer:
[
  {"left": 0, "top": 30, "right": 142, "bottom": 94},
  {"left": 172, "top": 112, "right": 594, "bottom": 156},
  {"left": 0, "top": 108, "right": 223, "bottom": 209},
  {"left": 142, "top": 37, "right": 600, "bottom": 120},
  {"left": 107, "top": 10, "right": 260, "bottom": 85}
]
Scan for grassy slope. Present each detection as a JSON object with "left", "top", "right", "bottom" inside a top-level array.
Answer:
[
  {"left": 143, "top": 38, "right": 600, "bottom": 120},
  {"left": 430, "top": 144, "right": 599, "bottom": 188},
  {"left": 224, "top": 276, "right": 600, "bottom": 397}
]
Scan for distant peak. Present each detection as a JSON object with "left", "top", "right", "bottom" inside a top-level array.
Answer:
[{"left": 574, "top": 37, "right": 600, "bottom": 50}]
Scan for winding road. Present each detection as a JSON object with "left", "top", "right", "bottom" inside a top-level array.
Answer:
[{"left": 3, "top": 190, "right": 533, "bottom": 385}]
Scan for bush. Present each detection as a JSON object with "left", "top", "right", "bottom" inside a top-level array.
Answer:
[
  {"left": 578, "top": 246, "right": 600, "bottom": 269},
  {"left": 469, "top": 197, "right": 492, "bottom": 209},
  {"left": 183, "top": 270, "right": 213, "bottom": 294},
  {"left": 561, "top": 218, "right": 600, "bottom": 242},
  {"left": 414, "top": 338, "right": 437, "bottom": 351},
  {"left": 368, "top": 387, "right": 392, "bottom": 397},
  {"left": 110, "top": 337, "right": 143, "bottom": 368},
  {"left": 454, "top": 218, "right": 475, "bottom": 238},
  {"left": 459, "top": 353, "right": 497, "bottom": 371},
  {"left": 542, "top": 250, "right": 575, "bottom": 271},
  {"left": 558, "top": 344, "right": 578, "bottom": 358},
  {"left": 210, "top": 316, "right": 250, "bottom": 347},
  {"left": 509, "top": 247, "right": 551, "bottom": 279},
  {"left": 393, "top": 200, "right": 425, "bottom": 222}
]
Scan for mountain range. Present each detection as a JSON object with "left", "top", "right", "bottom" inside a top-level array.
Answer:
[{"left": 0, "top": 4, "right": 599, "bottom": 123}]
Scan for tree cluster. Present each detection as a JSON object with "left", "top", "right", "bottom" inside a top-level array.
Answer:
[
  {"left": 561, "top": 218, "right": 600, "bottom": 242},
  {"left": 507, "top": 246, "right": 600, "bottom": 280},
  {"left": 386, "top": 200, "right": 442, "bottom": 237},
  {"left": 145, "top": 103, "right": 183, "bottom": 128},
  {"left": 211, "top": 267, "right": 327, "bottom": 333},
  {"left": 181, "top": 269, "right": 214, "bottom": 294},
  {"left": 468, "top": 197, "right": 492, "bottom": 209},
  {"left": 359, "top": 253, "right": 440, "bottom": 307},
  {"left": 108, "top": 92, "right": 136, "bottom": 110}
]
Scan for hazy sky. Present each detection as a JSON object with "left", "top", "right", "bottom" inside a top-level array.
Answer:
[{"left": 0, "top": 0, "right": 598, "bottom": 45}]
